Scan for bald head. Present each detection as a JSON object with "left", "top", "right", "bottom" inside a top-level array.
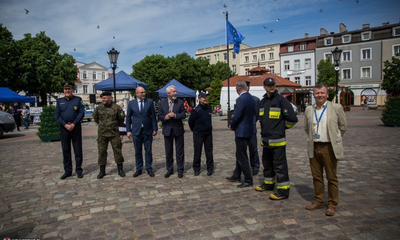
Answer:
[{"left": 136, "top": 86, "right": 146, "bottom": 101}]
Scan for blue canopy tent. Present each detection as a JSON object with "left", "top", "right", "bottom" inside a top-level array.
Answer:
[
  {"left": 94, "top": 70, "right": 148, "bottom": 91},
  {"left": 155, "top": 79, "right": 196, "bottom": 98},
  {"left": 0, "top": 87, "right": 35, "bottom": 103}
]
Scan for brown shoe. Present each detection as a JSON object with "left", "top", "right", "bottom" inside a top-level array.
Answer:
[
  {"left": 305, "top": 202, "right": 325, "bottom": 211},
  {"left": 325, "top": 207, "right": 336, "bottom": 216}
]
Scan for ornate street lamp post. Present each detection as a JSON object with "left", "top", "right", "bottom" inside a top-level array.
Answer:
[
  {"left": 107, "top": 47, "right": 120, "bottom": 103},
  {"left": 331, "top": 46, "right": 342, "bottom": 104}
]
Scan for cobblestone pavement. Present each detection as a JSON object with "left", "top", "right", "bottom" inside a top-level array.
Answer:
[{"left": 1, "top": 107, "right": 400, "bottom": 239}]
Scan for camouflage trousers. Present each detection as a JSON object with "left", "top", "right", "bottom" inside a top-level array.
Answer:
[{"left": 97, "top": 135, "right": 124, "bottom": 166}]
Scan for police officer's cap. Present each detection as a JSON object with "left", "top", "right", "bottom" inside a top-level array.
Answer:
[
  {"left": 263, "top": 77, "right": 276, "bottom": 86},
  {"left": 245, "top": 81, "right": 251, "bottom": 87},
  {"left": 62, "top": 82, "right": 75, "bottom": 89},
  {"left": 198, "top": 92, "right": 209, "bottom": 98},
  {"left": 100, "top": 91, "right": 112, "bottom": 97}
]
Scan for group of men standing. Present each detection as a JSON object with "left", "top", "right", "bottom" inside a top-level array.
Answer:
[{"left": 55, "top": 77, "right": 346, "bottom": 216}]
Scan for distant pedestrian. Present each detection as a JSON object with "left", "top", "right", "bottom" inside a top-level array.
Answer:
[
  {"left": 21, "top": 105, "right": 30, "bottom": 129},
  {"left": 12, "top": 102, "right": 21, "bottom": 131},
  {"left": 362, "top": 95, "right": 369, "bottom": 111},
  {"left": 54, "top": 82, "right": 85, "bottom": 179},
  {"left": 93, "top": 91, "right": 126, "bottom": 179},
  {"left": 0, "top": 102, "right": 4, "bottom": 111},
  {"left": 189, "top": 92, "right": 214, "bottom": 176},
  {"left": 118, "top": 102, "right": 127, "bottom": 142}
]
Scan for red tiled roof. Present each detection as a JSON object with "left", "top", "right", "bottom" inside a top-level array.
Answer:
[
  {"left": 222, "top": 73, "right": 301, "bottom": 88},
  {"left": 281, "top": 36, "right": 317, "bottom": 45},
  {"left": 248, "top": 66, "right": 269, "bottom": 73}
]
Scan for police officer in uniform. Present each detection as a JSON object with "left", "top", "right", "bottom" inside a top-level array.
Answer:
[
  {"left": 93, "top": 91, "right": 126, "bottom": 179},
  {"left": 255, "top": 78, "right": 298, "bottom": 200},
  {"left": 188, "top": 92, "right": 214, "bottom": 176},
  {"left": 54, "top": 82, "right": 85, "bottom": 179}
]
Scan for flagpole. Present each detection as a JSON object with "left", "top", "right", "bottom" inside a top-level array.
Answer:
[{"left": 226, "top": 11, "right": 231, "bottom": 128}]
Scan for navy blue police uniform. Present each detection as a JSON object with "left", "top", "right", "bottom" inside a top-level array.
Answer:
[
  {"left": 188, "top": 96, "right": 214, "bottom": 175},
  {"left": 54, "top": 82, "right": 85, "bottom": 179}
]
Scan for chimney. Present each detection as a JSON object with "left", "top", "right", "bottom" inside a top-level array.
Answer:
[
  {"left": 362, "top": 23, "right": 370, "bottom": 29},
  {"left": 320, "top": 28, "right": 328, "bottom": 36},
  {"left": 382, "top": 23, "right": 387, "bottom": 26},
  {"left": 330, "top": 32, "right": 335, "bottom": 35},
  {"left": 305, "top": 33, "right": 309, "bottom": 38},
  {"left": 339, "top": 23, "right": 347, "bottom": 33}
]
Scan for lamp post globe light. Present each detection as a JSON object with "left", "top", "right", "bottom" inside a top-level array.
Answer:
[
  {"left": 107, "top": 47, "right": 120, "bottom": 103},
  {"left": 331, "top": 46, "right": 342, "bottom": 104}
]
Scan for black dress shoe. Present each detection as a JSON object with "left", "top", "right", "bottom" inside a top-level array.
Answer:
[
  {"left": 133, "top": 170, "right": 142, "bottom": 178},
  {"left": 164, "top": 171, "right": 174, "bottom": 178},
  {"left": 252, "top": 170, "right": 259, "bottom": 176},
  {"left": 194, "top": 171, "right": 200, "bottom": 176},
  {"left": 207, "top": 171, "right": 213, "bottom": 176},
  {"left": 60, "top": 173, "right": 72, "bottom": 179},
  {"left": 147, "top": 170, "right": 155, "bottom": 177},
  {"left": 77, "top": 173, "right": 83, "bottom": 178},
  {"left": 237, "top": 182, "right": 253, "bottom": 188},
  {"left": 178, "top": 172, "right": 183, "bottom": 178},
  {"left": 226, "top": 176, "right": 241, "bottom": 182}
]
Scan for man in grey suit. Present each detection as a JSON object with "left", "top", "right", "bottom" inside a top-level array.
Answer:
[
  {"left": 304, "top": 84, "right": 347, "bottom": 217},
  {"left": 158, "top": 85, "right": 187, "bottom": 178},
  {"left": 126, "top": 86, "right": 158, "bottom": 177}
]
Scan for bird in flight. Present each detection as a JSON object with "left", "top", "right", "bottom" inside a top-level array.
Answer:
[
  {"left": 223, "top": 4, "right": 227, "bottom": 8},
  {"left": 263, "top": 26, "right": 268, "bottom": 29},
  {"left": 356, "top": 0, "right": 359, "bottom": 3},
  {"left": 270, "top": 30, "right": 274, "bottom": 33},
  {"left": 74, "top": 48, "right": 76, "bottom": 51},
  {"left": 97, "top": 25, "right": 100, "bottom": 29},
  {"left": 25, "top": 9, "right": 29, "bottom": 14},
  {"left": 247, "top": 19, "right": 250, "bottom": 21},
  {"left": 319, "top": 9, "right": 323, "bottom": 12},
  {"left": 276, "top": 18, "right": 280, "bottom": 22},
  {"left": 113, "top": 36, "right": 115, "bottom": 39}
]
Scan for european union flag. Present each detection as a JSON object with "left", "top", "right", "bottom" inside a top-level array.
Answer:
[{"left": 226, "top": 19, "right": 245, "bottom": 54}]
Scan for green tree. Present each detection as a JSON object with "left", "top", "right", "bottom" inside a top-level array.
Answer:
[
  {"left": 0, "top": 24, "right": 19, "bottom": 87},
  {"left": 317, "top": 58, "right": 339, "bottom": 101},
  {"left": 208, "top": 73, "right": 223, "bottom": 108},
  {"left": 381, "top": 56, "right": 400, "bottom": 96}
]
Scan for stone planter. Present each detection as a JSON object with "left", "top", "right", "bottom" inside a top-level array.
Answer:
[{"left": 39, "top": 135, "right": 61, "bottom": 142}]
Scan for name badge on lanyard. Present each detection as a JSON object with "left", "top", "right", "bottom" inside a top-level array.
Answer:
[{"left": 314, "top": 104, "right": 327, "bottom": 140}]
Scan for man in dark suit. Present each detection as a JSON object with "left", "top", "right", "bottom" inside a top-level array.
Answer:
[
  {"left": 157, "top": 85, "right": 187, "bottom": 178},
  {"left": 126, "top": 86, "right": 158, "bottom": 178},
  {"left": 246, "top": 81, "right": 261, "bottom": 176},
  {"left": 226, "top": 80, "right": 256, "bottom": 188}
]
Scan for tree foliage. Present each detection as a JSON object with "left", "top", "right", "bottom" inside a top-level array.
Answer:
[
  {"left": 381, "top": 56, "right": 400, "bottom": 96},
  {"left": 131, "top": 53, "right": 235, "bottom": 100},
  {"left": 0, "top": 27, "right": 77, "bottom": 106},
  {"left": 317, "top": 58, "right": 339, "bottom": 101},
  {"left": 208, "top": 73, "right": 223, "bottom": 108}
]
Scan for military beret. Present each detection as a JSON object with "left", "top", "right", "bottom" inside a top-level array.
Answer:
[
  {"left": 100, "top": 91, "right": 112, "bottom": 97},
  {"left": 62, "top": 82, "right": 75, "bottom": 89}
]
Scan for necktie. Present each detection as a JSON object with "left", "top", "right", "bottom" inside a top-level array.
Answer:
[
  {"left": 169, "top": 101, "right": 173, "bottom": 112},
  {"left": 140, "top": 100, "right": 144, "bottom": 113}
]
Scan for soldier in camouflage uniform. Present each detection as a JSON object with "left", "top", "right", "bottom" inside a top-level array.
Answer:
[{"left": 93, "top": 91, "right": 126, "bottom": 179}]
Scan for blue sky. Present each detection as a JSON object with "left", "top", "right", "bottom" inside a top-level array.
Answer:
[{"left": 1, "top": 0, "right": 399, "bottom": 75}]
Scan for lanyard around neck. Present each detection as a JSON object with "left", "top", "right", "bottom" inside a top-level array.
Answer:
[{"left": 314, "top": 104, "right": 327, "bottom": 133}]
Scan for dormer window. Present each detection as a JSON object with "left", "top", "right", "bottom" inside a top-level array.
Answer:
[
  {"left": 342, "top": 35, "right": 351, "bottom": 43},
  {"left": 324, "top": 37, "right": 333, "bottom": 46},
  {"left": 288, "top": 46, "right": 294, "bottom": 52},
  {"left": 361, "top": 31, "right": 371, "bottom": 41},
  {"left": 393, "top": 27, "right": 400, "bottom": 36}
]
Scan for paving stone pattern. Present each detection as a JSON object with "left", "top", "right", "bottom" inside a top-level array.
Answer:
[{"left": 1, "top": 108, "right": 400, "bottom": 239}]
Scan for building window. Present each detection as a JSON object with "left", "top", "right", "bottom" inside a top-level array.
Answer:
[
  {"left": 288, "top": 46, "right": 294, "bottom": 52},
  {"left": 261, "top": 54, "right": 265, "bottom": 60},
  {"left": 342, "top": 51, "right": 351, "bottom": 62},
  {"left": 83, "top": 71, "right": 87, "bottom": 79},
  {"left": 294, "top": 77, "right": 300, "bottom": 84},
  {"left": 253, "top": 55, "right": 257, "bottom": 62},
  {"left": 305, "top": 76, "right": 311, "bottom": 86},
  {"left": 92, "top": 85, "right": 96, "bottom": 93},
  {"left": 269, "top": 66, "right": 274, "bottom": 73},
  {"left": 74, "top": 88, "right": 78, "bottom": 94},
  {"left": 232, "top": 65, "right": 237, "bottom": 73},
  {"left": 245, "top": 68, "right": 249, "bottom": 75},
  {"left": 393, "top": 45, "right": 400, "bottom": 56},
  {"left": 300, "top": 44, "right": 306, "bottom": 51},
  {"left": 294, "top": 60, "right": 300, "bottom": 70},
  {"left": 93, "top": 71, "right": 96, "bottom": 80},
  {"left": 207, "top": 56, "right": 210, "bottom": 61},
  {"left": 214, "top": 54, "right": 219, "bottom": 61},
  {"left": 232, "top": 52, "right": 236, "bottom": 59},
  {"left": 324, "top": 53, "right": 333, "bottom": 63},
  {"left": 361, "top": 67, "right": 371, "bottom": 78},
  {"left": 83, "top": 85, "right": 88, "bottom": 94},
  {"left": 269, "top": 53, "right": 274, "bottom": 59},
  {"left": 324, "top": 37, "right": 333, "bottom": 46},
  {"left": 305, "top": 58, "right": 311, "bottom": 69},
  {"left": 102, "top": 72, "right": 105, "bottom": 80},
  {"left": 393, "top": 27, "right": 400, "bottom": 36},
  {"left": 343, "top": 69, "right": 351, "bottom": 79},
  {"left": 342, "top": 35, "right": 351, "bottom": 43},
  {"left": 245, "top": 56, "right": 249, "bottom": 62},
  {"left": 361, "top": 31, "right": 371, "bottom": 41},
  {"left": 223, "top": 53, "right": 227, "bottom": 61},
  {"left": 284, "top": 61, "right": 290, "bottom": 70},
  {"left": 361, "top": 48, "right": 371, "bottom": 60}
]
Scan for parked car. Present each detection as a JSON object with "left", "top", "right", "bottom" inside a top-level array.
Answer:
[
  {"left": 83, "top": 104, "right": 94, "bottom": 122},
  {"left": 290, "top": 102, "right": 298, "bottom": 115},
  {"left": 0, "top": 110, "right": 16, "bottom": 138}
]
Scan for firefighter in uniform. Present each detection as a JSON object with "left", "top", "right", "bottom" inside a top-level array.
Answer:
[
  {"left": 54, "top": 82, "right": 85, "bottom": 179},
  {"left": 188, "top": 92, "right": 214, "bottom": 176},
  {"left": 93, "top": 91, "right": 126, "bottom": 179},
  {"left": 255, "top": 78, "right": 298, "bottom": 200}
]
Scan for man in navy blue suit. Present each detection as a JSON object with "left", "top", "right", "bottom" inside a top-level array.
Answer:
[
  {"left": 226, "top": 80, "right": 256, "bottom": 188},
  {"left": 158, "top": 85, "right": 187, "bottom": 178},
  {"left": 126, "top": 86, "right": 158, "bottom": 178}
]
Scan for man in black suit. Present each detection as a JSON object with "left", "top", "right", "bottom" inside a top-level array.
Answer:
[
  {"left": 246, "top": 81, "right": 261, "bottom": 176},
  {"left": 126, "top": 86, "right": 158, "bottom": 178},
  {"left": 158, "top": 85, "right": 187, "bottom": 178},
  {"left": 226, "top": 80, "right": 256, "bottom": 188}
]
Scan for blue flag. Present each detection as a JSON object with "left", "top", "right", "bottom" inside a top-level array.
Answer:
[{"left": 226, "top": 19, "right": 245, "bottom": 54}]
